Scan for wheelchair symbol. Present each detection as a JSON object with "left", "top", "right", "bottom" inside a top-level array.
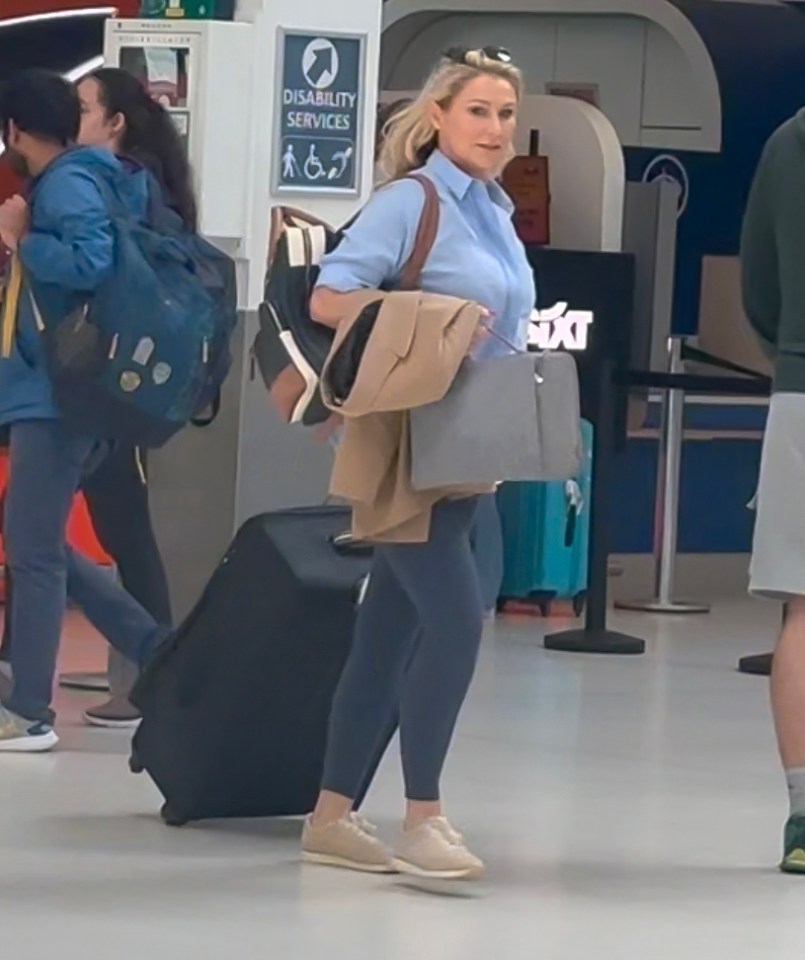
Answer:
[{"left": 303, "top": 145, "right": 327, "bottom": 181}]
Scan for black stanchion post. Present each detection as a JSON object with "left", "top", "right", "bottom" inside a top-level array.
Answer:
[{"left": 545, "top": 357, "right": 645, "bottom": 655}]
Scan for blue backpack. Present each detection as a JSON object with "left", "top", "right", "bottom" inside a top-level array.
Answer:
[{"left": 32, "top": 162, "right": 237, "bottom": 448}]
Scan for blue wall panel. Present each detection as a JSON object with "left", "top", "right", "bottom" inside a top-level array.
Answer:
[{"left": 610, "top": 400, "right": 765, "bottom": 554}]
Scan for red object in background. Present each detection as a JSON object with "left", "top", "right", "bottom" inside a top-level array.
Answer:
[
  {"left": 0, "top": 167, "right": 23, "bottom": 210},
  {"left": 0, "top": 454, "right": 112, "bottom": 571},
  {"left": 1, "top": 1, "right": 139, "bottom": 18},
  {"left": 501, "top": 155, "right": 551, "bottom": 246},
  {"left": 0, "top": 0, "right": 136, "bottom": 208}
]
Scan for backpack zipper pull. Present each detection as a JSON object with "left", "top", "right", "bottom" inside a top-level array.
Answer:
[
  {"left": 108, "top": 334, "right": 119, "bottom": 359},
  {"left": 202, "top": 338, "right": 210, "bottom": 364}
]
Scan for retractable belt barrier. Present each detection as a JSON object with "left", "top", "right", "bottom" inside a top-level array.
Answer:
[
  {"left": 546, "top": 339, "right": 771, "bottom": 654},
  {"left": 617, "top": 340, "right": 769, "bottom": 616}
]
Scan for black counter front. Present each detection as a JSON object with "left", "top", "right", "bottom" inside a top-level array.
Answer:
[{"left": 524, "top": 247, "right": 644, "bottom": 654}]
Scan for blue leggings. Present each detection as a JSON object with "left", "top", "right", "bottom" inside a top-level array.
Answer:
[
  {"left": 471, "top": 492, "right": 503, "bottom": 612},
  {"left": 321, "top": 497, "right": 484, "bottom": 802}
]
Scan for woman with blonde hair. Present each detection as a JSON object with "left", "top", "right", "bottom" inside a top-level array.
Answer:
[
  {"left": 302, "top": 47, "right": 535, "bottom": 880},
  {"left": 374, "top": 95, "right": 507, "bottom": 616}
]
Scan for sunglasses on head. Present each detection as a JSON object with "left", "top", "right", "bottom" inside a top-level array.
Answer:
[{"left": 443, "top": 46, "right": 513, "bottom": 66}]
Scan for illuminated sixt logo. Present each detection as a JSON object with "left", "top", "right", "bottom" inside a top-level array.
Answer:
[{"left": 528, "top": 302, "right": 593, "bottom": 351}]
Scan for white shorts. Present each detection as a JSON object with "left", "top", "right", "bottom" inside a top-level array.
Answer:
[{"left": 749, "top": 392, "right": 805, "bottom": 600}]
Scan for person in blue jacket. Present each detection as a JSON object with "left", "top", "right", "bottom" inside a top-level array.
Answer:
[
  {"left": 0, "top": 68, "right": 194, "bottom": 732},
  {"left": 0, "top": 69, "right": 166, "bottom": 751}
]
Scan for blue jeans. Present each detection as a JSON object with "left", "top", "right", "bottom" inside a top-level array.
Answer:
[{"left": 2, "top": 420, "right": 166, "bottom": 723}]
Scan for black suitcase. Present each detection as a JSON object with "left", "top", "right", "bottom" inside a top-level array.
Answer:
[{"left": 129, "top": 506, "right": 379, "bottom": 826}]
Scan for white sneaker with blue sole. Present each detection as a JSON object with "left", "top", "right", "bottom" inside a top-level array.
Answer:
[{"left": 0, "top": 705, "right": 58, "bottom": 752}]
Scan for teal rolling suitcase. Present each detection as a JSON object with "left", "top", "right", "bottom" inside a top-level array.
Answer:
[{"left": 497, "top": 420, "right": 593, "bottom": 615}]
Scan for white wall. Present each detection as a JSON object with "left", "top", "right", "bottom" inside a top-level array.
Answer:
[
  {"left": 237, "top": 0, "right": 383, "bottom": 310},
  {"left": 516, "top": 95, "right": 625, "bottom": 252},
  {"left": 379, "top": 89, "right": 624, "bottom": 251},
  {"left": 553, "top": 16, "right": 644, "bottom": 144},
  {"left": 382, "top": 8, "right": 721, "bottom": 153}
]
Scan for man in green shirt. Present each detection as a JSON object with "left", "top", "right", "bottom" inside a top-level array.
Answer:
[{"left": 741, "top": 108, "right": 805, "bottom": 874}]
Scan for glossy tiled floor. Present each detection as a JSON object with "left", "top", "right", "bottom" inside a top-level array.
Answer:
[{"left": 0, "top": 600, "right": 799, "bottom": 958}]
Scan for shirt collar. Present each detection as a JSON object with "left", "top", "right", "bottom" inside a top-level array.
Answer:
[
  {"left": 487, "top": 178, "right": 515, "bottom": 215},
  {"left": 425, "top": 149, "right": 474, "bottom": 199},
  {"left": 424, "top": 149, "right": 514, "bottom": 214}
]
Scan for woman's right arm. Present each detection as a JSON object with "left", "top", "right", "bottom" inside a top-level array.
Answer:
[
  {"left": 311, "top": 179, "right": 426, "bottom": 328},
  {"left": 309, "top": 287, "right": 356, "bottom": 329}
]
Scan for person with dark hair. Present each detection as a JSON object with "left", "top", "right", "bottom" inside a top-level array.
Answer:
[
  {"left": 79, "top": 67, "right": 197, "bottom": 230},
  {"left": 0, "top": 68, "right": 166, "bottom": 751},
  {"left": 0, "top": 436, "right": 173, "bottom": 729},
  {"left": 73, "top": 67, "right": 197, "bottom": 727},
  {"left": 0, "top": 69, "right": 200, "bottom": 727}
]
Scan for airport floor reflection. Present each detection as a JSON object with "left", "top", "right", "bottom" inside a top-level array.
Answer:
[{"left": 0, "top": 600, "right": 798, "bottom": 959}]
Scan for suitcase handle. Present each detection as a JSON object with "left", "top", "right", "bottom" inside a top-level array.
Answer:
[
  {"left": 330, "top": 531, "right": 373, "bottom": 557},
  {"left": 564, "top": 507, "right": 577, "bottom": 547},
  {"left": 355, "top": 573, "right": 371, "bottom": 607},
  {"left": 563, "top": 480, "right": 583, "bottom": 547}
]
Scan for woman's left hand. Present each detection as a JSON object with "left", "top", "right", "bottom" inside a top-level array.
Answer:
[{"left": 468, "top": 309, "right": 491, "bottom": 354}]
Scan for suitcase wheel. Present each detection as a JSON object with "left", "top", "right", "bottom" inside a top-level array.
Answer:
[
  {"left": 529, "top": 592, "right": 552, "bottom": 617},
  {"left": 161, "top": 803, "right": 189, "bottom": 828},
  {"left": 129, "top": 752, "right": 144, "bottom": 775},
  {"left": 572, "top": 592, "right": 587, "bottom": 617}
]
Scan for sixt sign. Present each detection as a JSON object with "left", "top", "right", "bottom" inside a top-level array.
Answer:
[
  {"left": 276, "top": 31, "right": 365, "bottom": 195},
  {"left": 528, "top": 302, "right": 594, "bottom": 351}
]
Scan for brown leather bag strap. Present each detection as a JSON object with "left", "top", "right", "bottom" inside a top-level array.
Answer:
[{"left": 397, "top": 174, "right": 440, "bottom": 291}]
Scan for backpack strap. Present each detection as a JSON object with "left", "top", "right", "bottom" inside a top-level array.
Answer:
[
  {"left": 267, "top": 206, "right": 334, "bottom": 271},
  {"left": 269, "top": 174, "right": 439, "bottom": 286},
  {"left": 397, "top": 174, "right": 440, "bottom": 291}
]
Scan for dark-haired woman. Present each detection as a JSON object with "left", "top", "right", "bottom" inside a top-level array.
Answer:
[
  {"left": 78, "top": 67, "right": 197, "bottom": 229},
  {"left": 74, "top": 67, "right": 204, "bottom": 725}
]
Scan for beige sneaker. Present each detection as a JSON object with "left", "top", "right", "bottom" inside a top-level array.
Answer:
[
  {"left": 302, "top": 813, "right": 396, "bottom": 874},
  {"left": 393, "top": 817, "right": 485, "bottom": 880}
]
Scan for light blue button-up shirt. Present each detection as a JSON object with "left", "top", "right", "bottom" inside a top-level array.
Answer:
[{"left": 316, "top": 150, "right": 536, "bottom": 358}]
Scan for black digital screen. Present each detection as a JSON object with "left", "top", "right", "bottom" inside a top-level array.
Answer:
[{"left": 525, "top": 246, "right": 636, "bottom": 441}]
